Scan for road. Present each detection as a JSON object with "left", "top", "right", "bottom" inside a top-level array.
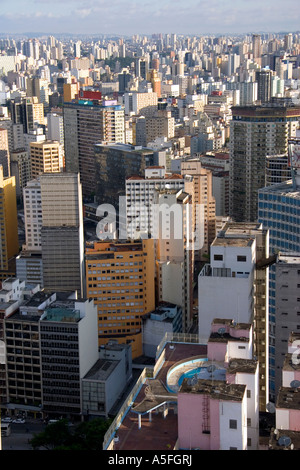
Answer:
[{"left": 2, "top": 420, "right": 46, "bottom": 450}]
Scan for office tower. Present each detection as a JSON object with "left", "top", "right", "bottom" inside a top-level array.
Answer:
[
  {"left": 30, "top": 140, "right": 63, "bottom": 179},
  {"left": 258, "top": 140, "right": 300, "bottom": 400},
  {"left": 93, "top": 143, "right": 154, "bottom": 209},
  {"left": 265, "top": 154, "right": 291, "bottom": 185},
  {"left": 256, "top": 69, "right": 272, "bottom": 104},
  {"left": 125, "top": 166, "right": 188, "bottom": 239},
  {"left": 0, "top": 166, "right": 19, "bottom": 281},
  {"left": 40, "top": 173, "right": 85, "bottom": 296},
  {"left": 118, "top": 70, "right": 132, "bottom": 94},
  {"left": 198, "top": 221, "right": 269, "bottom": 411},
  {"left": 63, "top": 99, "right": 125, "bottom": 199},
  {"left": 181, "top": 159, "right": 216, "bottom": 260},
  {"left": 274, "top": 253, "right": 300, "bottom": 397},
  {"left": 135, "top": 57, "right": 148, "bottom": 79},
  {"left": 40, "top": 297, "right": 98, "bottom": 419},
  {"left": 252, "top": 34, "right": 262, "bottom": 63},
  {"left": 155, "top": 189, "right": 193, "bottom": 333},
  {"left": 229, "top": 104, "right": 300, "bottom": 222},
  {"left": 85, "top": 239, "right": 155, "bottom": 359},
  {"left": 0, "top": 127, "right": 10, "bottom": 177},
  {"left": 10, "top": 97, "right": 44, "bottom": 134},
  {"left": 10, "top": 149, "right": 31, "bottom": 200}
]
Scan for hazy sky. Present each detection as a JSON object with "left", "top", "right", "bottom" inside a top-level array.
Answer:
[{"left": 0, "top": 0, "right": 299, "bottom": 36}]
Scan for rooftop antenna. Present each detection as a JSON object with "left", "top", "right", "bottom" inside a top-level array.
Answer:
[
  {"left": 290, "top": 380, "right": 300, "bottom": 389},
  {"left": 278, "top": 435, "right": 292, "bottom": 448},
  {"left": 266, "top": 402, "right": 275, "bottom": 413}
]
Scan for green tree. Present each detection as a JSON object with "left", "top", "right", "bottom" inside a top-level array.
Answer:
[{"left": 30, "top": 418, "right": 112, "bottom": 450}]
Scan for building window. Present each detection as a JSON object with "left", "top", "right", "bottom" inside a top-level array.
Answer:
[
  {"left": 229, "top": 419, "right": 237, "bottom": 429},
  {"left": 237, "top": 255, "right": 247, "bottom": 262},
  {"left": 214, "top": 254, "right": 223, "bottom": 261}
]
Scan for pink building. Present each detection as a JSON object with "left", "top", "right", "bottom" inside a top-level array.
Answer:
[
  {"left": 269, "top": 332, "right": 300, "bottom": 449},
  {"left": 177, "top": 318, "right": 259, "bottom": 450}
]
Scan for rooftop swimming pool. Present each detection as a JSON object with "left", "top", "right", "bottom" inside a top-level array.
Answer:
[{"left": 166, "top": 357, "right": 226, "bottom": 393}]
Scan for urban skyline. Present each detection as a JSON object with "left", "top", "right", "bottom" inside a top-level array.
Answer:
[{"left": 0, "top": 0, "right": 299, "bottom": 36}]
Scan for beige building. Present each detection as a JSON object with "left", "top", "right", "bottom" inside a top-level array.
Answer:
[
  {"left": 85, "top": 239, "right": 155, "bottom": 359},
  {"left": 181, "top": 159, "right": 216, "bottom": 260},
  {"left": 0, "top": 127, "right": 10, "bottom": 177},
  {"left": 155, "top": 189, "right": 194, "bottom": 332},
  {"left": 30, "top": 140, "right": 63, "bottom": 178}
]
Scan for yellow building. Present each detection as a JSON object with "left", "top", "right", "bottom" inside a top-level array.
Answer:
[
  {"left": 30, "top": 140, "right": 63, "bottom": 179},
  {"left": 85, "top": 239, "right": 155, "bottom": 359},
  {"left": 0, "top": 166, "right": 19, "bottom": 281}
]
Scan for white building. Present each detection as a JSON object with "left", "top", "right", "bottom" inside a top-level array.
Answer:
[
  {"left": 23, "top": 178, "right": 42, "bottom": 252},
  {"left": 125, "top": 166, "right": 191, "bottom": 239}
]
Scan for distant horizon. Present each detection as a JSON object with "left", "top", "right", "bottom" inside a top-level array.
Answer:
[
  {"left": 0, "top": 0, "right": 299, "bottom": 38},
  {"left": 1, "top": 30, "right": 300, "bottom": 41}
]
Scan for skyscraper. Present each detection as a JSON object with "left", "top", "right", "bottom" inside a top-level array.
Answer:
[
  {"left": 258, "top": 138, "right": 300, "bottom": 400},
  {"left": 0, "top": 166, "right": 19, "bottom": 281},
  {"left": 63, "top": 98, "right": 125, "bottom": 199},
  {"left": 40, "top": 173, "right": 85, "bottom": 296},
  {"left": 256, "top": 69, "right": 272, "bottom": 104},
  {"left": 229, "top": 103, "right": 300, "bottom": 222}
]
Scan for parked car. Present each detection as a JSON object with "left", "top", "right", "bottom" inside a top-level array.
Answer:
[
  {"left": 12, "top": 418, "right": 25, "bottom": 424},
  {"left": 1, "top": 417, "right": 12, "bottom": 423}
]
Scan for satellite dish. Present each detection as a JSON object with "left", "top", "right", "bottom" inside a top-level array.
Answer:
[
  {"left": 218, "top": 327, "right": 226, "bottom": 335},
  {"left": 278, "top": 436, "right": 292, "bottom": 447},
  {"left": 266, "top": 402, "right": 275, "bottom": 413},
  {"left": 290, "top": 380, "right": 300, "bottom": 389}
]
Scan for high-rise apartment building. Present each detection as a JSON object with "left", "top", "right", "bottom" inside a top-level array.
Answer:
[
  {"left": 155, "top": 189, "right": 194, "bottom": 332},
  {"left": 258, "top": 141, "right": 300, "bottom": 400},
  {"left": 40, "top": 173, "right": 85, "bottom": 296},
  {"left": 10, "top": 149, "right": 31, "bottom": 200},
  {"left": 0, "top": 166, "right": 19, "bottom": 281},
  {"left": 274, "top": 253, "right": 300, "bottom": 397},
  {"left": 124, "top": 91, "right": 158, "bottom": 117},
  {"left": 63, "top": 99, "right": 125, "bottom": 199},
  {"left": 198, "top": 221, "right": 270, "bottom": 411},
  {"left": 229, "top": 104, "right": 300, "bottom": 222},
  {"left": 93, "top": 143, "right": 154, "bottom": 208},
  {"left": 85, "top": 239, "right": 155, "bottom": 359},
  {"left": 23, "top": 178, "right": 42, "bottom": 252},
  {"left": 125, "top": 166, "right": 189, "bottom": 239},
  {"left": 30, "top": 140, "right": 63, "bottom": 179},
  {"left": 181, "top": 159, "right": 216, "bottom": 260}
]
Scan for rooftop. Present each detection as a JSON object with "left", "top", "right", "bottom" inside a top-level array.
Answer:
[
  {"left": 276, "top": 386, "right": 300, "bottom": 409},
  {"left": 83, "top": 358, "right": 118, "bottom": 381}
]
